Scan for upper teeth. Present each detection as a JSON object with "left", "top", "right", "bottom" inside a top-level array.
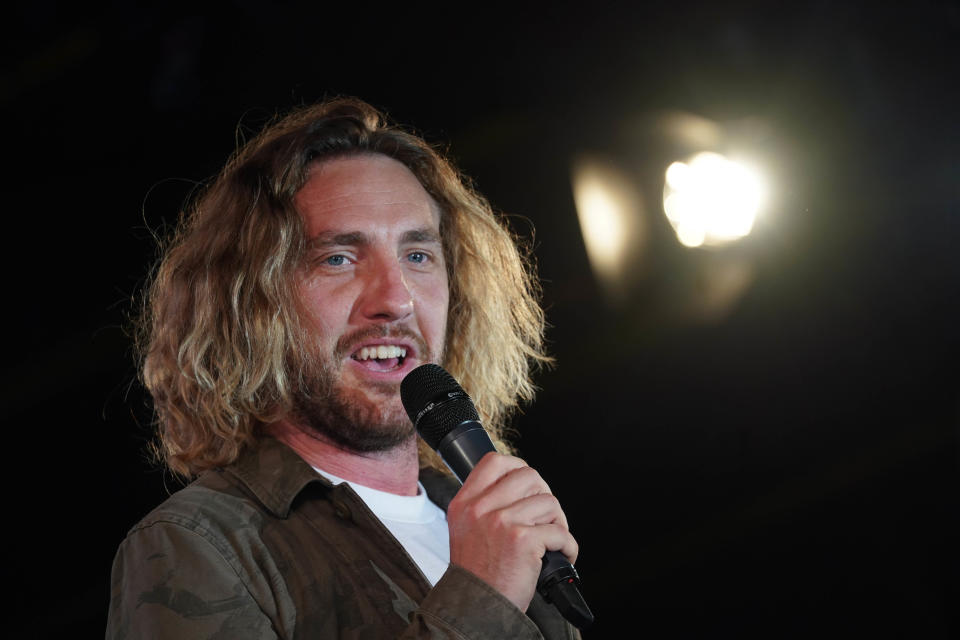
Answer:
[{"left": 356, "top": 345, "right": 407, "bottom": 360}]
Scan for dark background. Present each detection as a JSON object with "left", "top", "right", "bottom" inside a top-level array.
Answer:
[{"left": 5, "top": 1, "right": 957, "bottom": 638}]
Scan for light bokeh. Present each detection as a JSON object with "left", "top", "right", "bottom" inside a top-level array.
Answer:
[{"left": 663, "top": 152, "right": 765, "bottom": 247}]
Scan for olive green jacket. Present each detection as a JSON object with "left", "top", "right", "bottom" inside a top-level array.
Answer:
[{"left": 107, "top": 437, "right": 580, "bottom": 639}]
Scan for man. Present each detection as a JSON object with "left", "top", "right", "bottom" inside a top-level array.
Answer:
[{"left": 107, "top": 98, "right": 582, "bottom": 639}]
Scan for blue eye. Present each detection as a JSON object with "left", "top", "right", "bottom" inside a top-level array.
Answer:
[
  {"left": 407, "top": 252, "right": 427, "bottom": 264},
  {"left": 324, "top": 255, "right": 348, "bottom": 266}
]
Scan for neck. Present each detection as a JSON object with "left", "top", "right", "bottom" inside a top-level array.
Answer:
[{"left": 266, "top": 419, "right": 421, "bottom": 496}]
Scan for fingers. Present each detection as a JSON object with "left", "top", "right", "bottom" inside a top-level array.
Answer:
[
  {"left": 446, "top": 452, "right": 580, "bottom": 612},
  {"left": 533, "top": 523, "right": 579, "bottom": 566},
  {"left": 451, "top": 453, "right": 571, "bottom": 537},
  {"left": 494, "top": 492, "right": 570, "bottom": 531},
  {"left": 455, "top": 452, "right": 530, "bottom": 500},
  {"left": 488, "top": 508, "right": 579, "bottom": 564},
  {"left": 487, "top": 495, "right": 577, "bottom": 563},
  {"left": 459, "top": 453, "right": 554, "bottom": 507}
]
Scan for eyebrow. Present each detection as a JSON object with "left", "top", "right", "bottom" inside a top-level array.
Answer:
[
  {"left": 308, "top": 231, "right": 366, "bottom": 249},
  {"left": 400, "top": 228, "right": 441, "bottom": 244},
  {"left": 307, "top": 227, "right": 441, "bottom": 249}
]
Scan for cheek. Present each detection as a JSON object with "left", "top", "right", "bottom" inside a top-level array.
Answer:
[
  {"left": 300, "top": 281, "right": 353, "bottom": 339},
  {"left": 421, "top": 281, "right": 450, "bottom": 340}
]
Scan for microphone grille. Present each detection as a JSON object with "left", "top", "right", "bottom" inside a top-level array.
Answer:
[{"left": 400, "top": 364, "right": 480, "bottom": 450}]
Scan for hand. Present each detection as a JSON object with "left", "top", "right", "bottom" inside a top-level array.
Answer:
[{"left": 445, "top": 452, "right": 579, "bottom": 612}]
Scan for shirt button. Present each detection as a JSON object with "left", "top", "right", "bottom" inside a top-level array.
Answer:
[{"left": 333, "top": 501, "right": 352, "bottom": 520}]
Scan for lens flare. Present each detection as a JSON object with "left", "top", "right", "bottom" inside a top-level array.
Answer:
[{"left": 571, "top": 157, "right": 645, "bottom": 292}]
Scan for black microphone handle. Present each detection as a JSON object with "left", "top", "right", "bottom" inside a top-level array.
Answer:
[
  {"left": 436, "top": 421, "right": 594, "bottom": 630},
  {"left": 435, "top": 421, "right": 496, "bottom": 479}
]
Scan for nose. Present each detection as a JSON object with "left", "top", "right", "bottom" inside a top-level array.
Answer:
[{"left": 354, "top": 258, "right": 414, "bottom": 323}]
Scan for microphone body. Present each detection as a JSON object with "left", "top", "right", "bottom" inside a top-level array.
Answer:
[
  {"left": 433, "top": 421, "right": 495, "bottom": 480},
  {"left": 401, "top": 365, "right": 594, "bottom": 630}
]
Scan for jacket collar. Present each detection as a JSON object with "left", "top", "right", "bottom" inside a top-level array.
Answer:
[
  {"left": 227, "top": 436, "right": 330, "bottom": 518},
  {"left": 227, "top": 436, "right": 460, "bottom": 518}
]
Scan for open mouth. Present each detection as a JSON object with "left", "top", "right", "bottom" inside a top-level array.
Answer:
[{"left": 351, "top": 345, "right": 408, "bottom": 372}]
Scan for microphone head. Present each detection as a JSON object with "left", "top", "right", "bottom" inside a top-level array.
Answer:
[{"left": 400, "top": 364, "right": 480, "bottom": 450}]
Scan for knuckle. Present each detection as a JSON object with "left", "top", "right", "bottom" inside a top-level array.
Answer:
[
  {"left": 479, "top": 451, "right": 501, "bottom": 465},
  {"left": 464, "top": 501, "right": 485, "bottom": 523},
  {"left": 480, "top": 452, "right": 511, "bottom": 476},
  {"left": 494, "top": 454, "right": 525, "bottom": 471},
  {"left": 515, "top": 465, "right": 537, "bottom": 479},
  {"left": 518, "top": 466, "right": 549, "bottom": 490},
  {"left": 508, "top": 526, "right": 528, "bottom": 545},
  {"left": 537, "top": 493, "right": 561, "bottom": 514}
]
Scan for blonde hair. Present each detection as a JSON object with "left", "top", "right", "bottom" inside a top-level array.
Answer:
[{"left": 138, "top": 98, "right": 550, "bottom": 478}]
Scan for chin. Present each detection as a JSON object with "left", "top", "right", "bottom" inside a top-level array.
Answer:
[{"left": 324, "top": 386, "right": 414, "bottom": 451}]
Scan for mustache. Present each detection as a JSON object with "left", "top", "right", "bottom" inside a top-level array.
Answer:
[{"left": 334, "top": 324, "right": 430, "bottom": 362}]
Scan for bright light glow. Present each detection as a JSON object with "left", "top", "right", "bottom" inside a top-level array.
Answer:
[
  {"left": 577, "top": 181, "right": 624, "bottom": 261},
  {"left": 662, "top": 152, "right": 765, "bottom": 248},
  {"left": 571, "top": 157, "right": 644, "bottom": 293}
]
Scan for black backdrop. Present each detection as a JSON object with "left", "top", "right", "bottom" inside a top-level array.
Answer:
[{"left": 6, "top": 2, "right": 957, "bottom": 638}]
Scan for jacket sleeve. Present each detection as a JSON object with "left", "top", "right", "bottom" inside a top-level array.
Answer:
[
  {"left": 405, "top": 565, "right": 580, "bottom": 640},
  {"left": 106, "top": 521, "right": 280, "bottom": 640},
  {"left": 107, "top": 522, "right": 578, "bottom": 640}
]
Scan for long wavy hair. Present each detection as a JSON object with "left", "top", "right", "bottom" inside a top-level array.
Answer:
[{"left": 137, "top": 98, "right": 550, "bottom": 479}]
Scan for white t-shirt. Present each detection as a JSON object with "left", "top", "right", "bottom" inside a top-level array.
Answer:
[{"left": 312, "top": 467, "right": 451, "bottom": 586}]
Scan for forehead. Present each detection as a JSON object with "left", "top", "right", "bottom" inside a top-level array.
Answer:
[{"left": 295, "top": 153, "right": 440, "bottom": 238}]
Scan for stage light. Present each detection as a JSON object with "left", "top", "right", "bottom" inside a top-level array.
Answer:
[
  {"left": 571, "top": 156, "right": 646, "bottom": 300},
  {"left": 663, "top": 152, "right": 765, "bottom": 248}
]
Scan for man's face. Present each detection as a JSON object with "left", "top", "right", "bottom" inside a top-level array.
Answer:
[{"left": 292, "top": 153, "right": 449, "bottom": 452}]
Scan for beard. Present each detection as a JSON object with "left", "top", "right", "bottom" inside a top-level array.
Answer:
[{"left": 291, "top": 324, "right": 435, "bottom": 453}]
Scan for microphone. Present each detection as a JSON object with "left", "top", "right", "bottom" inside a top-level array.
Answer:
[{"left": 400, "top": 364, "right": 594, "bottom": 630}]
